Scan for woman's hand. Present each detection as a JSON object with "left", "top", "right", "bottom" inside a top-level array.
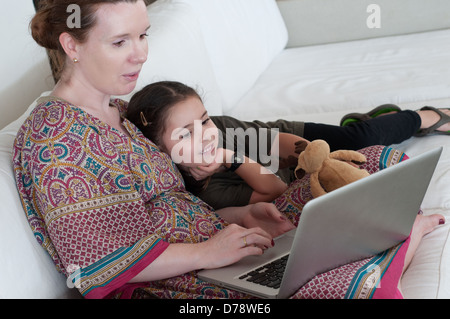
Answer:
[
  {"left": 129, "top": 223, "right": 275, "bottom": 282},
  {"left": 200, "top": 203, "right": 295, "bottom": 270},
  {"left": 198, "top": 224, "right": 274, "bottom": 270}
]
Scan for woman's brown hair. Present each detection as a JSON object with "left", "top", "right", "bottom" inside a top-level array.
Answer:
[{"left": 30, "top": 0, "right": 141, "bottom": 82}]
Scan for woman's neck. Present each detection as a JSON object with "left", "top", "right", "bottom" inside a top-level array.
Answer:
[
  {"left": 51, "top": 80, "right": 130, "bottom": 137},
  {"left": 52, "top": 79, "right": 111, "bottom": 112}
]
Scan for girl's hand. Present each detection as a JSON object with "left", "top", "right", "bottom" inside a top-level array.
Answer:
[
  {"left": 188, "top": 163, "right": 224, "bottom": 181},
  {"left": 188, "top": 148, "right": 230, "bottom": 180},
  {"left": 242, "top": 202, "right": 295, "bottom": 238},
  {"left": 199, "top": 224, "right": 274, "bottom": 270}
]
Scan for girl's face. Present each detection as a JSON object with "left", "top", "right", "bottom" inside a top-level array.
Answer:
[
  {"left": 74, "top": 1, "right": 150, "bottom": 96},
  {"left": 160, "top": 96, "right": 220, "bottom": 168}
]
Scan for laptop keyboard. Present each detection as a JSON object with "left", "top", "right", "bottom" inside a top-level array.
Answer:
[{"left": 238, "top": 254, "right": 289, "bottom": 289}]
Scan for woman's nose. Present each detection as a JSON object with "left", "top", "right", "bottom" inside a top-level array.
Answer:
[{"left": 132, "top": 42, "right": 148, "bottom": 64}]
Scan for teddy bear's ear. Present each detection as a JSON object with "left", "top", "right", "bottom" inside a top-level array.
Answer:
[
  {"left": 295, "top": 167, "right": 306, "bottom": 179},
  {"left": 295, "top": 152, "right": 307, "bottom": 179}
]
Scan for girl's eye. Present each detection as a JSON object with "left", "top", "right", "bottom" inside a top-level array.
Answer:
[
  {"left": 179, "top": 131, "right": 191, "bottom": 140},
  {"left": 202, "top": 118, "right": 210, "bottom": 125},
  {"left": 140, "top": 33, "right": 149, "bottom": 40}
]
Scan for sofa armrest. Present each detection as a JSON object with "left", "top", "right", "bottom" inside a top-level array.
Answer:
[{"left": 277, "top": 0, "right": 450, "bottom": 48}]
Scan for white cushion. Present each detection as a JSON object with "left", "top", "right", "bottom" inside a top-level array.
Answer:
[
  {"left": 185, "top": 0, "right": 288, "bottom": 112},
  {"left": 0, "top": 92, "right": 80, "bottom": 298},
  {"left": 228, "top": 29, "right": 450, "bottom": 122},
  {"left": 391, "top": 136, "right": 450, "bottom": 299},
  {"left": 122, "top": 0, "right": 224, "bottom": 116}
]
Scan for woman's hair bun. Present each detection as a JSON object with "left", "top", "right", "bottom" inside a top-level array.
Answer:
[{"left": 30, "top": 7, "right": 60, "bottom": 50}]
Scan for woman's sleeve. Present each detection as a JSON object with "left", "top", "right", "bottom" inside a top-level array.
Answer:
[{"left": 13, "top": 103, "right": 169, "bottom": 299}]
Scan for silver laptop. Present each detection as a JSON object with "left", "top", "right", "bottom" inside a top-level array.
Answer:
[{"left": 198, "top": 147, "right": 442, "bottom": 298}]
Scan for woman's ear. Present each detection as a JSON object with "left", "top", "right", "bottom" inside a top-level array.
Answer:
[{"left": 59, "top": 32, "right": 79, "bottom": 61}]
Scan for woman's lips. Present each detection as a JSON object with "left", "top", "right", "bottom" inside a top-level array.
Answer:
[{"left": 123, "top": 71, "right": 140, "bottom": 81}]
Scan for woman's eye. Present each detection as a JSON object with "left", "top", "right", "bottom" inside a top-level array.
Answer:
[
  {"left": 202, "top": 118, "right": 210, "bottom": 125},
  {"left": 140, "top": 33, "right": 149, "bottom": 40},
  {"left": 113, "top": 40, "right": 125, "bottom": 47}
]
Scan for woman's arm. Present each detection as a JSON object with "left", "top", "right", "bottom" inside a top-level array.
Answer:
[
  {"left": 129, "top": 202, "right": 295, "bottom": 283},
  {"left": 129, "top": 223, "right": 273, "bottom": 283}
]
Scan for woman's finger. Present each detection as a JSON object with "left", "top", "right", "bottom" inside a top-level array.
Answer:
[{"left": 239, "top": 227, "right": 273, "bottom": 250}]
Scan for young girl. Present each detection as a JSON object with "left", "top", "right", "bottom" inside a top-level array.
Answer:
[
  {"left": 127, "top": 81, "right": 450, "bottom": 210},
  {"left": 126, "top": 81, "right": 296, "bottom": 209}
]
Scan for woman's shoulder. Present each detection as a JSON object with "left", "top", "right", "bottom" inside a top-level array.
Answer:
[
  {"left": 31, "top": 96, "right": 76, "bottom": 119},
  {"left": 17, "top": 97, "right": 82, "bottom": 142}
]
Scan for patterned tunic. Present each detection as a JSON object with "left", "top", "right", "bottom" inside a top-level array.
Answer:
[
  {"left": 13, "top": 97, "right": 410, "bottom": 299},
  {"left": 13, "top": 97, "right": 227, "bottom": 298}
]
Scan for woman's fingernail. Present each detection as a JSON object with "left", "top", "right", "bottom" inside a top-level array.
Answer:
[
  {"left": 271, "top": 240, "right": 275, "bottom": 246},
  {"left": 439, "top": 218, "right": 445, "bottom": 225}
]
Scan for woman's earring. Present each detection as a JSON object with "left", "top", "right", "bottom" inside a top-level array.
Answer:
[{"left": 73, "top": 58, "right": 79, "bottom": 63}]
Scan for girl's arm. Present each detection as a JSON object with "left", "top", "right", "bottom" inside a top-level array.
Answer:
[
  {"left": 190, "top": 133, "right": 309, "bottom": 204},
  {"left": 221, "top": 132, "right": 309, "bottom": 203},
  {"left": 275, "top": 133, "right": 309, "bottom": 170},
  {"left": 221, "top": 148, "right": 288, "bottom": 204}
]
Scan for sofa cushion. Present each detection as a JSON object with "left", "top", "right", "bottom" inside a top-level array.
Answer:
[
  {"left": 0, "top": 92, "right": 80, "bottom": 298},
  {"left": 122, "top": 0, "right": 224, "bottom": 116},
  {"left": 186, "top": 0, "right": 288, "bottom": 112},
  {"left": 227, "top": 29, "right": 450, "bottom": 123}
]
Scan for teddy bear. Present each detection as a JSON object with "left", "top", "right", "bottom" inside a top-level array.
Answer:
[{"left": 294, "top": 139, "right": 370, "bottom": 198}]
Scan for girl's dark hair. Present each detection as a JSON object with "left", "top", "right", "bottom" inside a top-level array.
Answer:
[
  {"left": 30, "top": 0, "right": 141, "bottom": 82},
  {"left": 127, "top": 81, "right": 209, "bottom": 194},
  {"left": 127, "top": 81, "right": 202, "bottom": 147}
]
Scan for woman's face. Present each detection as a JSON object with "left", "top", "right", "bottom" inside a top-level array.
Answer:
[
  {"left": 74, "top": 1, "right": 150, "bottom": 96},
  {"left": 160, "top": 96, "right": 220, "bottom": 168}
]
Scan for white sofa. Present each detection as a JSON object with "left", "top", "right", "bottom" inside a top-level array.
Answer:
[{"left": 2, "top": 0, "right": 450, "bottom": 298}]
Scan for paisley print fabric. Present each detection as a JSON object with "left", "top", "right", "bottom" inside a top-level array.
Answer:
[
  {"left": 13, "top": 97, "right": 224, "bottom": 298},
  {"left": 13, "top": 97, "right": 409, "bottom": 299}
]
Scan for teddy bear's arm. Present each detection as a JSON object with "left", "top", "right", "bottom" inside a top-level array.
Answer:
[
  {"left": 329, "top": 150, "right": 367, "bottom": 164},
  {"left": 310, "top": 172, "right": 327, "bottom": 198}
]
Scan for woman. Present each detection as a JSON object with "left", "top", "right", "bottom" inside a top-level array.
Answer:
[{"left": 14, "top": 0, "right": 443, "bottom": 299}]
